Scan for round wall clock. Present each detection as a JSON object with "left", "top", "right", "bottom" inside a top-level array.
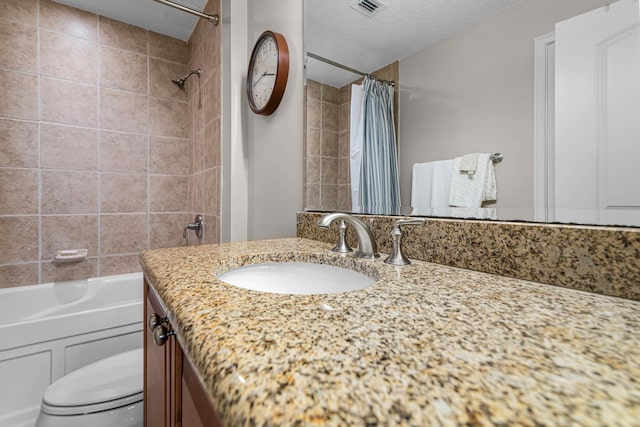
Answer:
[{"left": 246, "top": 31, "right": 290, "bottom": 116}]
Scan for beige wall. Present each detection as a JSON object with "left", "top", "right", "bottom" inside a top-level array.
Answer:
[
  {"left": 398, "top": 0, "right": 610, "bottom": 220},
  {"left": 0, "top": 0, "right": 221, "bottom": 287}
]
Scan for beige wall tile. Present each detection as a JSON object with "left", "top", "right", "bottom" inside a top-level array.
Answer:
[
  {"left": 338, "top": 131, "right": 349, "bottom": 158},
  {"left": 149, "top": 31, "right": 188, "bottom": 64},
  {"left": 99, "top": 17, "right": 147, "bottom": 53},
  {"left": 307, "top": 127, "right": 321, "bottom": 156},
  {"left": 338, "top": 103, "right": 350, "bottom": 133},
  {"left": 204, "top": 118, "right": 220, "bottom": 169},
  {"left": 100, "top": 89, "right": 148, "bottom": 133},
  {"left": 322, "top": 130, "right": 338, "bottom": 157},
  {"left": 149, "top": 98, "right": 188, "bottom": 138},
  {"left": 0, "top": 216, "right": 39, "bottom": 264},
  {"left": 338, "top": 158, "right": 350, "bottom": 185},
  {"left": 39, "top": 0, "right": 97, "bottom": 41},
  {"left": 200, "top": 214, "right": 219, "bottom": 245},
  {"left": 307, "top": 156, "right": 321, "bottom": 184},
  {"left": 190, "top": 172, "right": 204, "bottom": 214},
  {"left": 201, "top": 32, "right": 220, "bottom": 82},
  {"left": 41, "top": 170, "right": 98, "bottom": 214},
  {"left": 100, "top": 46, "right": 148, "bottom": 94},
  {"left": 203, "top": 168, "right": 220, "bottom": 216},
  {"left": 41, "top": 258, "right": 97, "bottom": 283},
  {"left": 192, "top": 128, "right": 205, "bottom": 173},
  {"left": 40, "top": 30, "right": 97, "bottom": 84},
  {"left": 321, "top": 184, "right": 338, "bottom": 210},
  {"left": 305, "top": 184, "right": 321, "bottom": 210},
  {"left": 40, "top": 124, "right": 98, "bottom": 170},
  {"left": 149, "top": 58, "right": 187, "bottom": 101},
  {"left": 307, "top": 80, "right": 321, "bottom": 100},
  {"left": 0, "top": 263, "right": 39, "bottom": 288},
  {"left": 321, "top": 157, "right": 338, "bottom": 185},
  {"left": 99, "top": 254, "right": 142, "bottom": 276},
  {"left": 100, "top": 173, "right": 147, "bottom": 213},
  {"left": 149, "top": 175, "right": 188, "bottom": 212},
  {"left": 0, "top": 169, "right": 38, "bottom": 215},
  {"left": 149, "top": 213, "right": 188, "bottom": 249},
  {"left": 203, "top": 72, "right": 220, "bottom": 121},
  {"left": 41, "top": 77, "right": 98, "bottom": 127},
  {"left": 149, "top": 136, "right": 189, "bottom": 175},
  {"left": 0, "top": 20, "right": 37, "bottom": 72},
  {"left": 322, "top": 102, "right": 338, "bottom": 131},
  {"left": 0, "top": 69, "right": 38, "bottom": 120},
  {"left": 307, "top": 98, "right": 321, "bottom": 128},
  {"left": 99, "top": 131, "right": 147, "bottom": 173},
  {"left": 0, "top": 0, "right": 36, "bottom": 25},
  {"left": 322, "top": 84, "right": 338, "bottom": 103},
  {"left": 41, "top": 215, "right": 98, "bottom": 260},
  {"left": 0, "top": 119, "right": 38, "bottom": 167},
  {"left": 100, "top": 214, "right": 148, "bottom": 255},
  {"left": 338, "top": 185, "right": 352, "bottom": 212}
]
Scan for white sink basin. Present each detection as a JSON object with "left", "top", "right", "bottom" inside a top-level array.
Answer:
[{"left": 217, "top": 262, "right": 375, "bottom": 295}]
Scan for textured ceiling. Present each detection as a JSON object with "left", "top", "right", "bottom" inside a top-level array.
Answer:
[
  {"left": 305, "top": 0, "right": 523, "bottom": 87},
  {"left": 53, "top": 0, "right": 207, "bottom": 41}
]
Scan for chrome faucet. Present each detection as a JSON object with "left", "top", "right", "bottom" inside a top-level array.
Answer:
[
  {"left": 317, "top": 213, "right": 378, "bottom": 259},
  {"left": 183, "top": 214, "right": 203, "bottom": 239},
  {"left": 384, "top": 219, "right": 425, "bottom": 266}
]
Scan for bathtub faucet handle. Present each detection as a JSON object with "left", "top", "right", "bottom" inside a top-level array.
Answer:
[{"left": 183, "top": 214, "right": 204, "bottom": 239}]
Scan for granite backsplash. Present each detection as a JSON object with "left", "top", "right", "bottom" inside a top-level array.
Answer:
[{"left": 297, "top": 212, "right": 640, "bottom": 301}]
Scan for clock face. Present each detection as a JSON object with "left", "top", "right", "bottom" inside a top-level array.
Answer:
[
  {"left": 246, "top": 31, "right": 289, "bottom": 115},
  {"left": 249, "top": 35, "right": 278, "bottom": 110}
]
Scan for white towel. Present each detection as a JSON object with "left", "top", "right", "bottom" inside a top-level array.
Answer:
[
  {"left": 448, "top": 153, "right": 497, "bottom": 208},
  {"left": 459, "top": 153, "right": 479, "bottom": 175},
  {"left": 411, "top": 160, "right": 454, "bottom": 216}
]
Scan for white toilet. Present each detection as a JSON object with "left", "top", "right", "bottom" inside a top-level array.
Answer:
[{"left": 35, "top": 348, "right": 144, "bottom": 427}]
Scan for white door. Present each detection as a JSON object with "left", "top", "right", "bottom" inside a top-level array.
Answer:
[{"left": 554, "top": 0, "right": 640, "bottom": 226}]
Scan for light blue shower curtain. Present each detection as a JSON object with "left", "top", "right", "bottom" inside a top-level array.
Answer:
[{"left": 358, "top": 77, "right": 401, "bottom": 215}]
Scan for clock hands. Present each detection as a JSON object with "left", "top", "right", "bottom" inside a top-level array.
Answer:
[{"left": 252, "top": 71, "right": 275, "bottom": 88}]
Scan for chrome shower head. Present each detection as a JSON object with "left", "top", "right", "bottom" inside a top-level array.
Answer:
[{"left": 172, "top": 69, "right": 201, "bottom": 90}]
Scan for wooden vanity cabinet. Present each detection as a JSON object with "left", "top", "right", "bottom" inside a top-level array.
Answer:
[{"left": 144, "top": 279, "right": 223, "bottom": 427}]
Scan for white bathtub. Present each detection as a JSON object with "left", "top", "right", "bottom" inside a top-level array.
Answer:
[{"left": 0, "top": 272, "right": 144, "bottom": 427}]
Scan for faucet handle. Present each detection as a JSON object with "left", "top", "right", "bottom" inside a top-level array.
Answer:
[
  {"left": 331, "top": 220, "right": 353, "bottom": 253},
  {"left": 384, "top": 218, "right": 425, "bottom": 266}
]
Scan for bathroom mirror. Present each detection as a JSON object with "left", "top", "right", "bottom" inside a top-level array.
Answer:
[{"left": 303, "top": 0, "right": 640, "bottom": 227}]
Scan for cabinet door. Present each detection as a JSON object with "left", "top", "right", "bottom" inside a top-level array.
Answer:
[
  {"left": 180, "top": 353, "right": 224, "bottom": 427},
  {"left": 144, "top": 282, "right": 171, "bottom": 427}
]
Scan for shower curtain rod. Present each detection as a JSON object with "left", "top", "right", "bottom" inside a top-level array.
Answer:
[
  {"left": 306, "top": 52, "right": 396, "bottom": 86},
  {"left": 152, "top": 0, "right": 219, "bottom": 26}
]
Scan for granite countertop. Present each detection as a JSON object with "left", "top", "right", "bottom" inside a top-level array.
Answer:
[{"left": 139, "top": 237, "right": 640, "bottom": 426}]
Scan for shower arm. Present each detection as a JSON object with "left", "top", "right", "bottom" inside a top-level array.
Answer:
[{"left": 153, "top": 0, "right": 219, "bottom": 26}]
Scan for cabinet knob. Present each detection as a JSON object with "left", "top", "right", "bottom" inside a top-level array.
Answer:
[
  {"left": 153, "top": 324, "right": 175, "bottom": 346},
  {"left": 147, "top": 313, "right": 168, "bottom": 331}
]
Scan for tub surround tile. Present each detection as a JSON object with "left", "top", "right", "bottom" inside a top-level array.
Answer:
[
  {"left": 0, "top": 263, "right": 39, "bottom": 288},
  {"left": 40, "top": 77, "right": 98, "bottom": 127},
  {"left": 149, "top": 136, "right": 189, "bottom": 175},
  {"left": 0, "top": 216, "right": 39, "bottom": 264},
  {"left": 41, "top": 215, "right": 98, "bottom": 260},
  {"left": 149, "top": 175, "right": 188, "bottom": 213},
  {"left": 149, "top": 58, "right": 188, "bottom": 101},
  {"left": 297, "top": 212, "right": 640, "bottom": 301},
  {"left": 39, "top": 30, "right": 97, "bottom": 84},
  {"left": 0, "top": 20, "right": 37, "bottom": 73},
  {"left": 41, "top": 170, "right": 98, "bottom": 214},
  {"left": 100, "top": 89, "right": 148, "bottom": 133},
  {"left": 0, "top": 169, "right": 39, "bottom": 215},
  {"left": 98, "top": 16, "right": 147, "bottom": 54},
  {"left": 40, "top": 124, "right": 98, "bottom": 170},
  {"left": 100, "top": 214, "right": 148, "bottom": 255},
  {"left": 0, "top": 119, "right": 38, "bottom": 168},
  {"left": 99, "top": 131, "right": 148, "bottom": 173},
  {"left": 41, "top": 257, "right": 97, "bottom": 283},
  {"left": 0, "top": 0, "right": 36, "bottom": 25},
  {"left": 149, "top": 213, "right": 188, "bottom": 249},
  {"left": 204, "top": 118, "right": 221, "bottom": 169},
  {"left": 203, "top": 72, "right": 220, "bottom": 121},
  {"left": 0, "top": 69, "right": 38, "bottom": 121},
  {"left": 149, "top": 98, "right": 188, "bottom": 138},
  {"left": 100, "top": 46, "right": 148, "bottom": 94},
  {"left": 99, "top": 254, "right": 142, "bottom": 277},
  {"left": 39, "top": 0, "right": 98, "bottom": 41},
  {"left": 140, "top": 238, "right": 640, "bottom": 426},
  {"left": 149, "top": 31, "right": 188, "bottom": 64},
  {"left": 99, "top": 173, "right": 147, "bottom": 213}
]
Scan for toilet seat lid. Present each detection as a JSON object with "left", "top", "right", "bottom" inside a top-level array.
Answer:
[{"left": 43, "top": 348, "right": 143, "bottom": 408}]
